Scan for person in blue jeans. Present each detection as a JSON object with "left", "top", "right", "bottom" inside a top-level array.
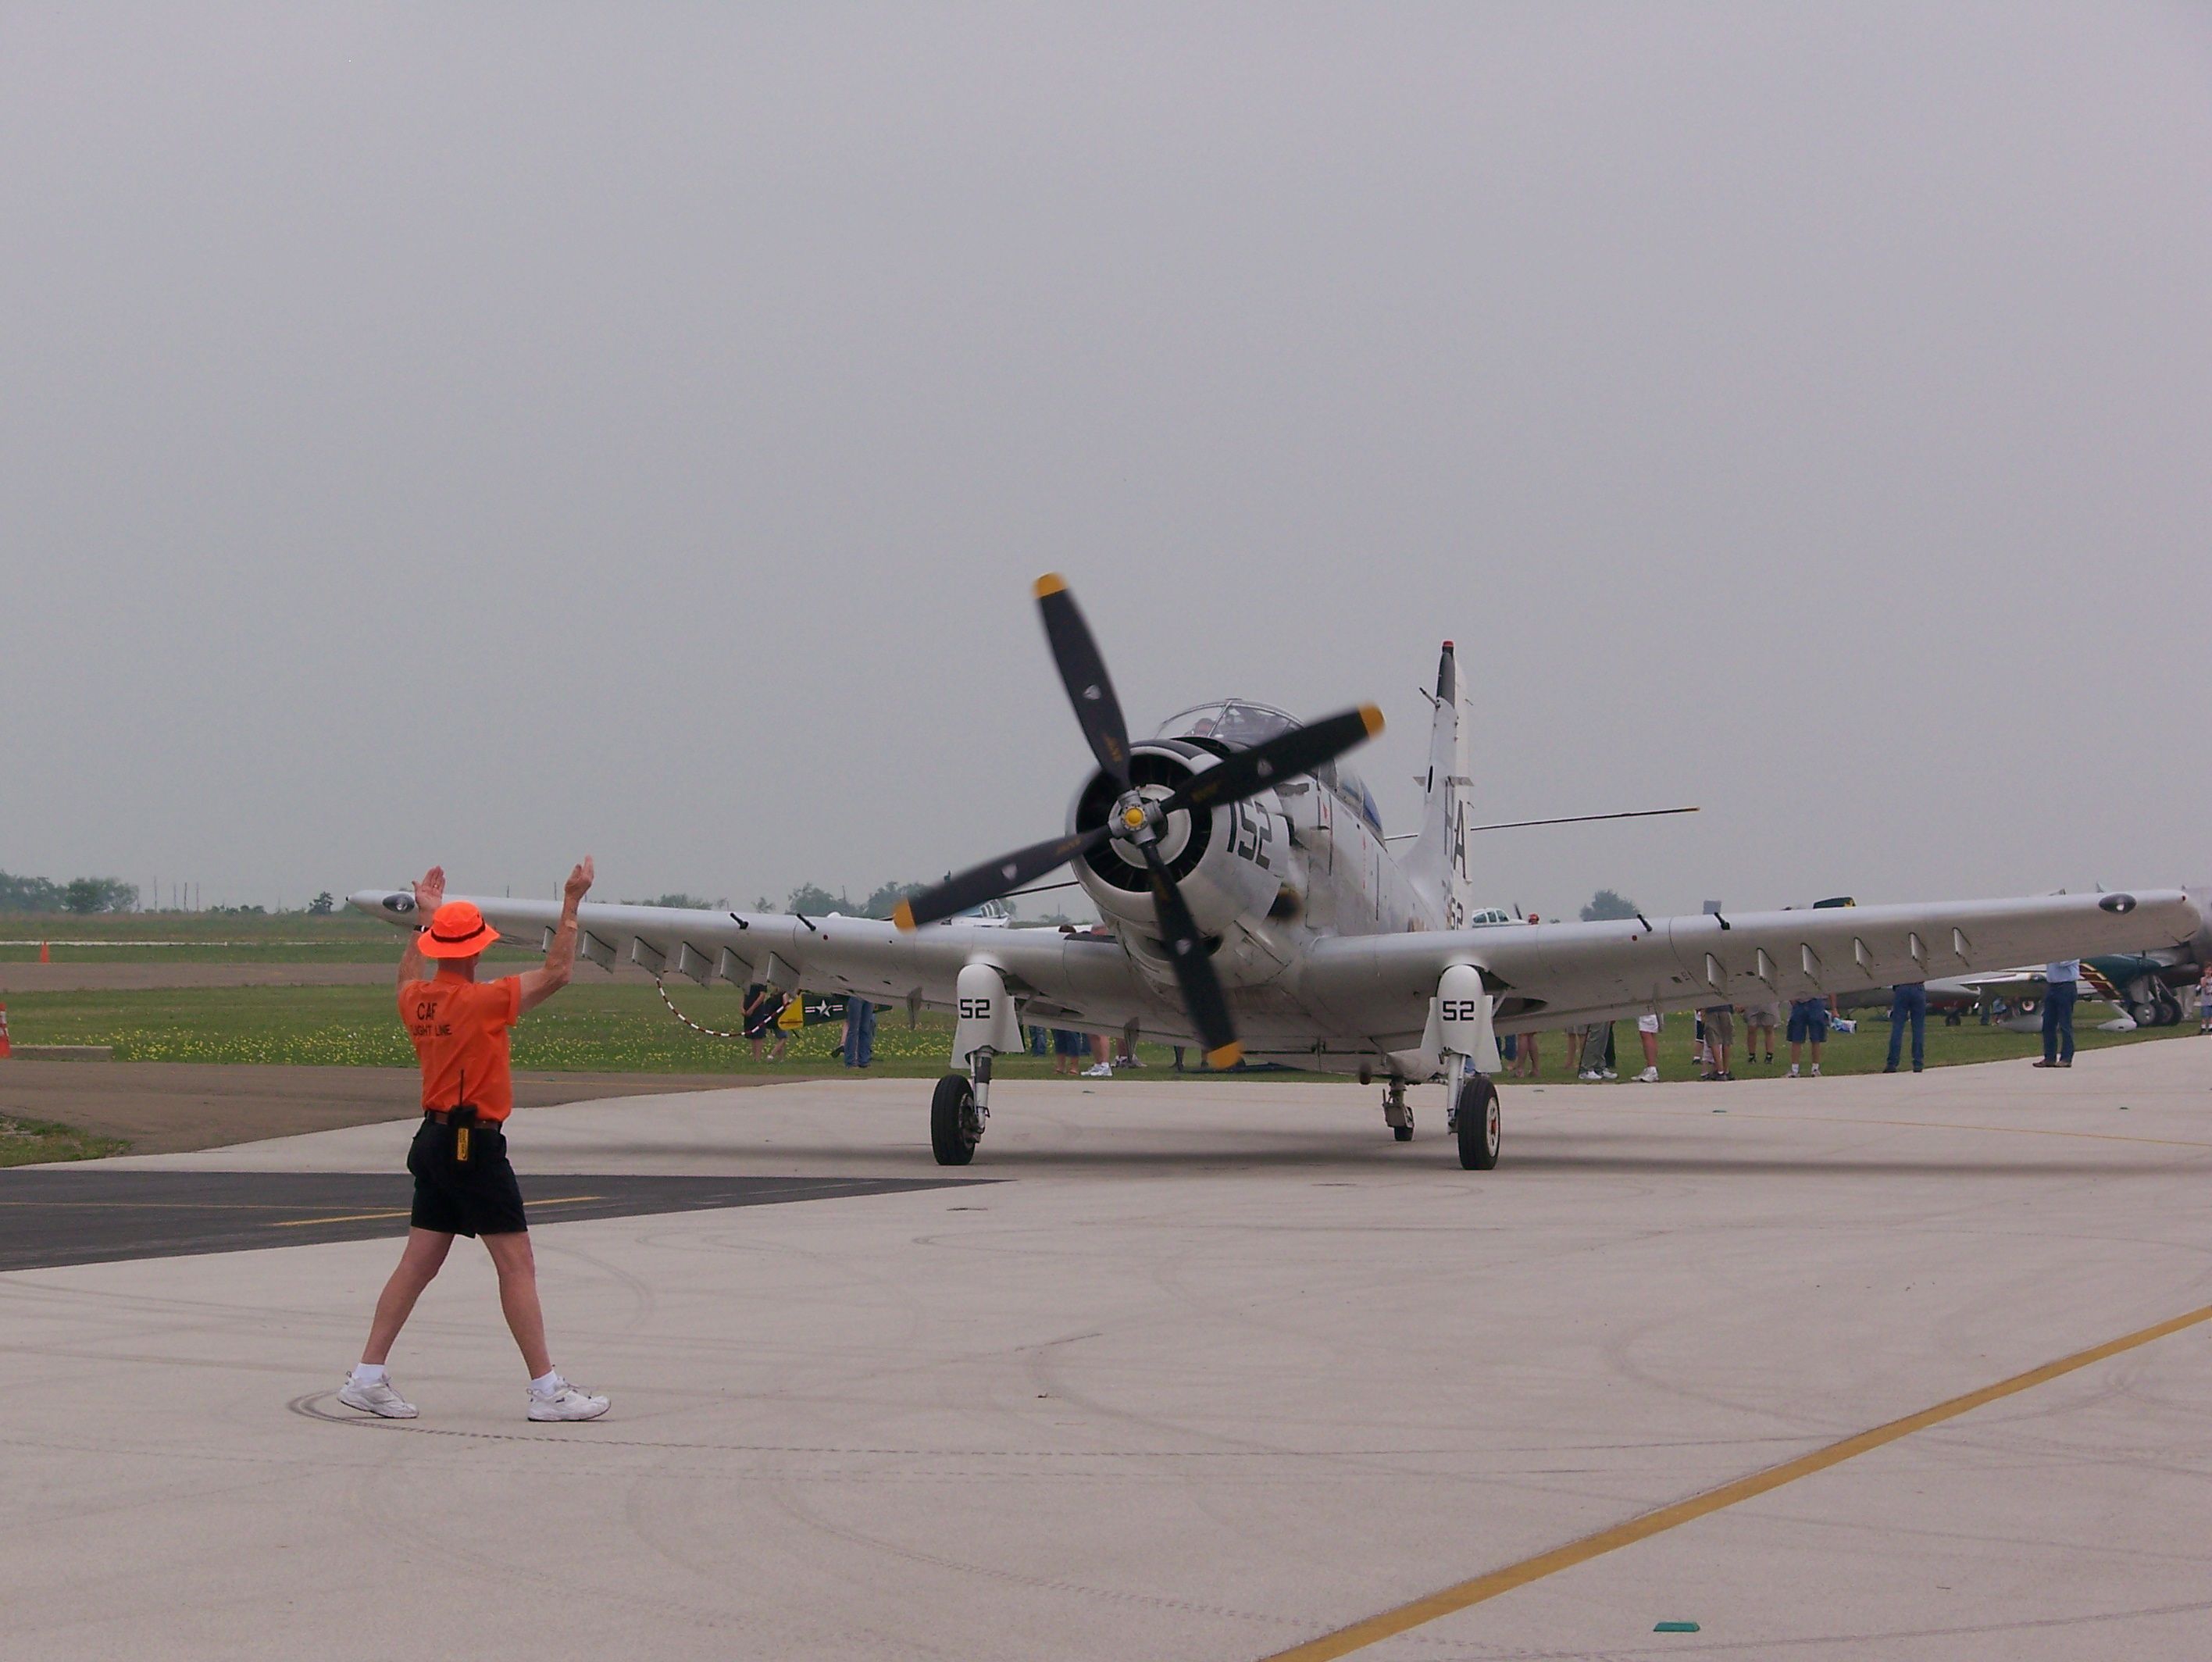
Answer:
[
  {"left": 2035, "top": 960, "right": 2079, "bottom": 1068},
  {"left": 1885, "top": 981, "right": 1927, "bottom": 1072},
  {"left": 840, "top": 998, "right": 878, "bottom": 1068}
]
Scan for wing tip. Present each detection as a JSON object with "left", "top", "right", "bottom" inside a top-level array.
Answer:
[{"left": 1033, "top": 572, "right": 1067, "bottom": 599}]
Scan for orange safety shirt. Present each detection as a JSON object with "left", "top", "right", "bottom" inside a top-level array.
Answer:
[{"left": 401, "top": 973, "right": 523, "bottom": 1122}]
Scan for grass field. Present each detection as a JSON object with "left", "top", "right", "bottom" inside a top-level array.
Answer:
[
  {"left": 2, "top": 982, "right": 2192, "bottom": 1082},
  {"left": 0, "top": 1115, "right": 128, "bottom": 1168}
]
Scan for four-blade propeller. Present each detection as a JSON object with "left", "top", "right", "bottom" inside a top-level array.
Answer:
[{"left": 895, "top": 574, "right": 1381, "bottom": 1069}]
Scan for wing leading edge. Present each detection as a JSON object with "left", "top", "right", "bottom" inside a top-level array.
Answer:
[
  {"left": 348, "top": 893, "right": 1164, "bottom": 1035},
  {"left": 1295, "top": 890, "right": 2204, "bottom": 1049}
]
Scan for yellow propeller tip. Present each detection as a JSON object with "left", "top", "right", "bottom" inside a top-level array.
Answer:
[
  {"left": 1206, "top": 1041, "right": 1244, "bottom": 1070},
  {"left": 1033, "top": 572, "right": 1068, "bottom": 598},
  {"left": 892, "top": 901, "right": 917, "bottom": 932},
  {"left": 1359, "top": 704, "right": 1385, "bottom": 737}
]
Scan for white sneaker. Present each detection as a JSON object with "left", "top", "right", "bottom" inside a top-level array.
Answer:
[
  {"left": 1603, "top": 1069, "right": 1618, "bottom": 1080},
  {"left": 338, "top": 1375, "right": 417, "bottom": 1419},
  {"left": 1810, "top": 1063, "right": 1821, "bottom": 1077},
  {"left": 527, "top": 1378, "right": 609, "bottom": 1421},
  {"left": 1578, "top": 1070, "right": 1604, "bottom": 1082},
  {"left": 1788, "top": 1064, "right": 1800, "bottom": 1078},
  {"left": 1635, "top": 1066, "right": 1659, "bottom": 1083},
  {"left": 1082, "top": 1063, "right": 1113, "bottom": 1078}
]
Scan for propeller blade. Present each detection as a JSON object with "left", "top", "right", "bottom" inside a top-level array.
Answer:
[
  {"left": 894, "top": 827, "right": 1109, "bottom": 929},
  {"left": 1161, "top": 704, "right": 1383, "bottom": 818},
  {"left": 1139, "top": 842, "right": 1243, "bottom": 1068},
  {"left": 1034, "top": 573, "right": 1133, "bottom": 787}
]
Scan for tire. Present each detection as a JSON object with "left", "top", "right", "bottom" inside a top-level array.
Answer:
[
  {"left": 1455, "top": 1075, "right": 1501, "bottom": 1171},
  {"left": 929, "top": 1075, "right": 979, "bottom": 1166},
  {"left": 2128, "top": 1000, "right": 2160, "bottom": 1029},
  {"left": 1392, "top": 1124, "right": 1413, "bottom": 1143},
  {"left": 2156, "top": 996, "right": 2182, "bottom": 1028}
]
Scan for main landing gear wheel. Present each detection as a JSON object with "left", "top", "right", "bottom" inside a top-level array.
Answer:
[
  {"left": 2155, "top": 995, "right": 2183, "bottom": 1028},
  {"left": 1455, "top": 1075, "right": 1501, "bottom": 1171},
  {"left": 930, "top": 1075, "right": 981, "bottom": 1166}
]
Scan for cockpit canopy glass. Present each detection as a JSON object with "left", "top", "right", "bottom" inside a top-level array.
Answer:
[
  {"left": 1157, "top": 700, "right": 1297, "bottom": 750},
  {"left": 1157, "top": 700, "right": 1382, "bottom": 834}
]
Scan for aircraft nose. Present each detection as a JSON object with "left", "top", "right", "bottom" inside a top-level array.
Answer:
[{"left": 348, "top": 888, "right": 419, "bottom": 920}]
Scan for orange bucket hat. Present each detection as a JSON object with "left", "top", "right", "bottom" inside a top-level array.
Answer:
[{"left": 420, "top": 899, "right": 501, "bottom": 959}]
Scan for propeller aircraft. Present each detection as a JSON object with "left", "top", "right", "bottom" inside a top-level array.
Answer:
[{"left": 354, "top": 577, "right": 2206, "bottom": 1170}]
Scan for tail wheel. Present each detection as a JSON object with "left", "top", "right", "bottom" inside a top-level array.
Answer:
[
  {"left": 1455, "top": 1075, "right": 1501, "bottom": 1171},
  {"left": 930, "top": 1075, "right": 980, "bottom": 1166}
]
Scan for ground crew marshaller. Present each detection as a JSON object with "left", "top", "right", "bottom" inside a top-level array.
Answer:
[{"left": 338, "top": 861, "right": 608, "bottom": 1421}]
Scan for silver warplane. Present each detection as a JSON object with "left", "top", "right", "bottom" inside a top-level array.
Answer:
[{"left": 354, "top": 577, "right": 2203, "bottom": 1171}]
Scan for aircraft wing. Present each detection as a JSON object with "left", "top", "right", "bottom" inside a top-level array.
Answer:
[
  {"left": 1293, "top": 890, "right": 2203, "bottom": 1046},
  {"left": 351, "top": 891, "right": 1162, "bottom": 1033}
]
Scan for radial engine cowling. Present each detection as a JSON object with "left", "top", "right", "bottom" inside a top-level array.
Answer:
[{"left": 1067, "top": 740, "right": 1282, "bottom": 941}]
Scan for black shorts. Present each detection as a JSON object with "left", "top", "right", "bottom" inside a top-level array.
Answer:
[{"left": 408, "top": 1115, "right": 527, "bottom": 1237}]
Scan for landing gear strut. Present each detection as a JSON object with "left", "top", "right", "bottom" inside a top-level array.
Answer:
[{"left": 1382, "top": 1077, "right": 1414, "bottom": 1142}]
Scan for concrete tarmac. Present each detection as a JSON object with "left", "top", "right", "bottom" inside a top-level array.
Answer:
[{"left": 5, "top": 1044, "right": 2211, "bottom": 1659}]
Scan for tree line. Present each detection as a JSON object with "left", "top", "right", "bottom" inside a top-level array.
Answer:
[{"left": 0, "top": 871, "right": 140, "bottom": 915}]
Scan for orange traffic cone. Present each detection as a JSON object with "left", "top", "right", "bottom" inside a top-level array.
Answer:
[
  {"left": 38, "top": 940, "right": 49, "bottom": 964},
  {"left": 0, "top": 1004, "right": 11, "bottom": 1059}
]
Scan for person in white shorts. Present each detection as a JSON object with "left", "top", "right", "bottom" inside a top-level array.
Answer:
[{"left": 1634, "top": 1011, "right": 1662, "bottom": 1082}]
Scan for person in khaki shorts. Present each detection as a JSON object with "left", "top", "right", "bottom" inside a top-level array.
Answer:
[
  {"left": 1739, "top": 1000, "right": 1781, "bottom": 1066},
  {"left": 337, "top": 861, "right": 610, "bottom": 1424},
  {"left": 1699, "top": 1004, "right": 1736, "bottom": 1080}
]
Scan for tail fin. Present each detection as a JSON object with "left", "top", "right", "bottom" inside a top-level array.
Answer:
[{"left": 1404, "top": 641, "right": 1472, "bottom": 927}]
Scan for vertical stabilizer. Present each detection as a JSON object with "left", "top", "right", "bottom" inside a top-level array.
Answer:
[{"left": 1404, "top": 642, "right": 1472, "bottom": 927}]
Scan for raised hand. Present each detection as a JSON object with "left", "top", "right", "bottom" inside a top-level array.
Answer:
[
  {"left": 413, "top": 865, "right": 446, "bottom": 916},
  {"left": 563, "top": 857, "right": 594, "bottom": 908}
]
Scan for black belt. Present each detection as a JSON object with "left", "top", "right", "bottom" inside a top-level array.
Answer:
[{"left": 423, "top": 1107, "right": 487, "bottom": 1126}]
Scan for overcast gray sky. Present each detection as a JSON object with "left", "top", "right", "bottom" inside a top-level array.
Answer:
[{"left": 5, "top": 3, "right": 2207, "bottom": 920}]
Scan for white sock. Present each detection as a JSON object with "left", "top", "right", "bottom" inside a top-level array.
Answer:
[
  {"left": 529, "top": 1369, "right": 563, "bottom": 1396},
  {"left": 350, "top": 1364, "right": 388, "bottom": 1386}
]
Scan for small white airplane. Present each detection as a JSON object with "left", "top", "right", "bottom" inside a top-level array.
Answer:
[{"left": 354, "top": 576, "right": 2204, "bottom": 1170}]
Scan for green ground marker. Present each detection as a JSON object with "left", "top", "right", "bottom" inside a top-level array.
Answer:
[{"left": 1654, "top": 1621, "right": 1701, "bottom": 1632}]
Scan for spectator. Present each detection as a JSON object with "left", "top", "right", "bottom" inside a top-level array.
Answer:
[
  {"left": 1028, "top": 1025, "right": 1049, "bottom": 1057},
  {"left": 1513, "top": 1029, "right": 1542, "bottom": 1079},
  {"left": 2034, "top": 959, "right": 2079, "bottom": 1068},
  {"left": 1577, "top": 1022, "right": 1617, "bottom": 1081},
  {"left": 1786, "top": 995, "right": 1828, "bottom": 1077},
  {"left": 1884, "top": 981, "right": 1926, "bottom": 1073},
  {"left": 743, "top": 983, "right": 783, "bottom": 1063},
  {"left": 1739, "top": 1000, "right": 1780, "bottom": 1066},
  {"left": 1633, "top": 1011, "right": 1662, "bottom": 1082},
  {"left": 1700, "top": 1004, "right": 1735, "bottom": 1080},
  {"left": 1052, "top": 1028, "right": 1086, "bottom": 1076},
  {"left": 840, "top": 997, "right": 878, "bottom": 1068},
  {"left": 1085, "top": 1033, "right": 1115, "bottom": 1079},
  {"left": 2200, "top": 962, "right": 2212, "bottom": 1036}
]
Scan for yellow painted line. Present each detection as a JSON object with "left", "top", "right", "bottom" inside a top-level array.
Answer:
[
  {"left": 1261, "top": 1300, "right": 2212, "bottom": 1660},
  {"left": 268, "top": 1195, "right": 604, "bottom": 1229}
]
